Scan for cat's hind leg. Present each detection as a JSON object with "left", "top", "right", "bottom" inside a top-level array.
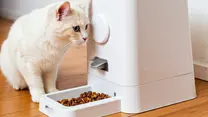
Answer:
[
  {"left": 0, "top": 40, "right": 27, "bottom": 90},
  {"left": 19, "top": 63, "right": 45, "bottom": 103}
]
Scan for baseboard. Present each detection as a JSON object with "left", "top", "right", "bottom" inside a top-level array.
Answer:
[
  {"left": 194, "top": 60, "right": 208, "bottom": 81},
  {"left": 0, "top": 8, "right": 23, "bottom": 20}
]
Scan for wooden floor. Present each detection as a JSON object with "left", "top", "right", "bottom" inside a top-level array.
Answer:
[{"left": 1, "top": 18, "right": 208, "bottom": 117}]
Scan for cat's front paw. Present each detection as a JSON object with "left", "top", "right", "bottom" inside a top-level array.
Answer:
[
  {"left": 30, "top": 89, "right": 45, "bottom": 103},
  {"left": 46, "top": 88, "right": 59, "bottom": 93}
]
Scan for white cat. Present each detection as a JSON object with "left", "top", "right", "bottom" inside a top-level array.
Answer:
[{"left": 0, "top": 0, "right": 90, "bottom": 103}]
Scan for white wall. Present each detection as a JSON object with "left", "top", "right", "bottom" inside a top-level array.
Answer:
[
  {"left": 188, "top": 0, "right": 208, "bottom": 64},
  {"left": 188, "top": 0, "right": 208, "bottom": 80},
  {"left": 0, "top": 0, "right": 62, "bottom": 20},
  {"left": 188, "top": 0, "right": 208, "bottom": 9}
]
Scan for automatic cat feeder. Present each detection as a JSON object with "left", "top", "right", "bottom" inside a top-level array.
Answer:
[{"left": 39, "top": 0, "right": 196, "bottom": 117}]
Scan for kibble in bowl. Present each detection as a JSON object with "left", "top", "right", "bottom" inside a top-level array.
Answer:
[{"left": 57, "top": 91, "right": 110, "bottom": 107}]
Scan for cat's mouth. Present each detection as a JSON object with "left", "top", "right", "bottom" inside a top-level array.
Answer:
[{"left": 72, "top": 40, "right": 86, "bottom": 45}]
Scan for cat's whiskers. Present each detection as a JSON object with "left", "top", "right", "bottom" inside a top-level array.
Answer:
[{"left": 61, "top": 41, "right": 73, "bottom": 53}]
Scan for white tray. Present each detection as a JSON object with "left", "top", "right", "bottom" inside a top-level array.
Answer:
[{"left": 39, "top": 85, "right": 121, "bottom": 117}]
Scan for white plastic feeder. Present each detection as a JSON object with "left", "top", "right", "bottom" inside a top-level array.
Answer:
[{"left": 39, "top": 0, "right": 196, "bottom": 117}]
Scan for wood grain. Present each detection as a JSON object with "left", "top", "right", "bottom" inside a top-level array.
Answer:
[{"left": 0, "top": 18, "right": 208, "bottom": 117}]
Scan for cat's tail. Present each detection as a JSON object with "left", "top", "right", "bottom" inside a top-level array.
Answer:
[
  {"left": 0, "top": 40, "right": 6, "bottom": 68},
  {"left": 0, "top": 39, "right": 9, "bottom": 69}
]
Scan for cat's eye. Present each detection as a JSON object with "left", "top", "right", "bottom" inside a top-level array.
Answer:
[
  {"left": 85, "top": 24, "right": 88, "bottom": 30},
  {"left": 72, "top": 26, "right": 80, "bottom": 32}
]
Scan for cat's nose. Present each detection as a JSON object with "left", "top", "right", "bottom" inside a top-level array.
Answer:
[{"left": 83, "top": 38, "right": 87, "bottom": 41}]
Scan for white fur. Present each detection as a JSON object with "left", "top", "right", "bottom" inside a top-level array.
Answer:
[{"left": 0, "top": 0, "right": 90, "bottom": 103}]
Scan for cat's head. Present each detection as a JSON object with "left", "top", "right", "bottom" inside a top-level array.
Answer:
[{"left": 48, "top": 1, "right": 90, "bottom": 45}]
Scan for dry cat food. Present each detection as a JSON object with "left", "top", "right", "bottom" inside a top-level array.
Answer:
[{"left": 57, "top": 91, "right": 110, "bottom": 107}]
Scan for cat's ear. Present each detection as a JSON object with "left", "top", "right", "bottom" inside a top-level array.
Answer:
[{"left": 56, "top": 1, "right": 72, "bottom": 21}]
